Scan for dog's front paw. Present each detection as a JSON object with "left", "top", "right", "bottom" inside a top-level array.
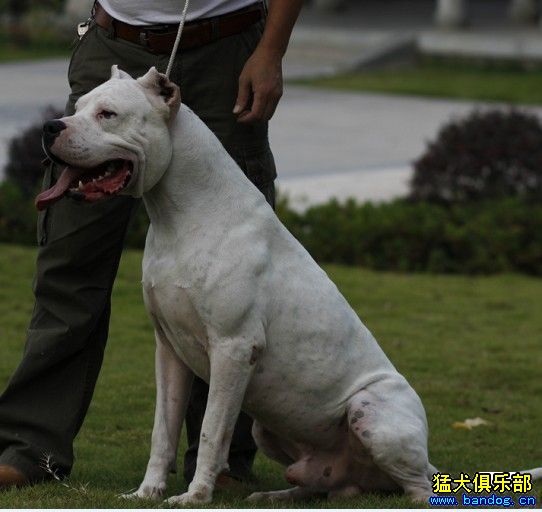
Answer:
[
  {"left": 165, "top": 489, "right": 212, "bottom": 506},
  {"left": 121, "top": 481, "right": 167, "bottom": 500}
]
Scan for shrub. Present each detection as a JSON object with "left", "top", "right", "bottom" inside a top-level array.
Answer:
[
  {"left": 1, "top": 111, "right": 539, "bottom": 276},
  {"left": 0, "top": 189, "right": 539, "bottom": 275},
  {"left": 410, "top": 110, "right": 542, "bottom": 204},
  {"left": 124, "top": 206, "right": 150, "bottom": 249},
  {"left": 0, "top": 2, "right": 70, "bottom": 48},
  {"left": 0, "top": 181, "right": 36, "bottom": 245},
  {"left": 0, "top": 1, "right": 65, "bottom": 19},
  {"left": 4, "top": 107, "right": 63, "bottom": 198},
  {"left": 280, "top": 197, "right": 542, "bottom": 276}
]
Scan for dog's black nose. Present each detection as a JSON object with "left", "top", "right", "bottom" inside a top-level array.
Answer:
[
  {"left": 42, "top": 120, "right": 67, "bottom": 150},
  {"left": 43, "top": 120, "right": 67, "bottom": 138}
]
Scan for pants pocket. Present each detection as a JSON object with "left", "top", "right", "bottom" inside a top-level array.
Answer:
[
  {"left": 37, "top": 163, "right": 54, "bottom": 246},
  {"left": 233, "top": 145, "right": 277, "bottom": 209},
  {"left": 236, "top": 146, "right": 277, "bottom": 186},
  {"left": 67, "top": 21, "right": 97, "bottom": 80}
]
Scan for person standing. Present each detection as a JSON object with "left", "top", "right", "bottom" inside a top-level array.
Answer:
[{"left": 0, "top": 0, "right": 303, "bottom": 489}]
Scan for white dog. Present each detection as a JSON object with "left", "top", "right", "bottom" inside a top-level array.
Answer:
[{"left": 38, "top": 66, "right": 542, "bottom": 505}]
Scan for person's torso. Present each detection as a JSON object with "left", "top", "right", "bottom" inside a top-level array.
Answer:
[{"left": 98, "top": 0, "right": 259, "bottom": 25}]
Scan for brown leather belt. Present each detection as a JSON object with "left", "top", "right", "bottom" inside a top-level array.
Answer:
[{"left": 93, "top": 2, "right": 264, "bottom": 54}]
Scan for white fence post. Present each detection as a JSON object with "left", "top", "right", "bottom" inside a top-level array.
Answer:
[{"left": 435, "top": 0, "right": 468, "bottom": 28}]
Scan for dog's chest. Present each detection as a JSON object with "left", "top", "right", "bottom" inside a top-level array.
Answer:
[{"left": 142, "top": 274, "right": 210, "bottom": 382}]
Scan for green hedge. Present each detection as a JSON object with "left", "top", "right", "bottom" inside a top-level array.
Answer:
[
  {"left": 0, "top": 181, "right": 152, "bottom": 248},
  {"left": 0, "top": 180, "right": 540, "bottom": 276},
  {"left": 0, "top": 181, "right": 38, "bottom": 245},
  {"left": 277, "top": 196, "right": 541, "bottom": 275}
]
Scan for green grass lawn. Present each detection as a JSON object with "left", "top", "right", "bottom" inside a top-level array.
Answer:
[
  {"left": 0, "top": 45, "right": 69, "bottom": 63},
  {"left": 0, "top": 243, "right": 541, "bottom": 508},
  {"left": 3, "top": 39, "right": 542, "bottom": 107},
  {"left": 296, "top": 61, "right": 542, "bottom": 105},
  {"left": 0, "top": 35, "right": 70, "bottom": 63}
]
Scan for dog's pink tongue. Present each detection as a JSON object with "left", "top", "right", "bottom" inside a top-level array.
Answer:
[{"left": 35, "top": 166, "right": 85, "bottom": 211}]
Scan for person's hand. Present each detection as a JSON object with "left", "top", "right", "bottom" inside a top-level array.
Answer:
[{"left": 233, "top": 46, "right": 283, "bottom": 124}]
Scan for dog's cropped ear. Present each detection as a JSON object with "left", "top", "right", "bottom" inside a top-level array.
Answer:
[
  {"left": 137, "top": 67, "right": 181, "bottom": 121},
  {"left": 110, "top": 65, "right": 132, "bottom": 80}
]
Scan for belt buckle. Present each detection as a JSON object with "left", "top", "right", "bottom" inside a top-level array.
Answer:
[
  {"left": 139, "top": 29, "right": 150, "bottom": 48},
  {"left": 140, "top": 24, "right": 175, "bottom": 52}
]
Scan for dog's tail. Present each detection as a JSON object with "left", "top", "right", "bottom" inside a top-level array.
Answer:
[{"left": 519, "top": 467, "right": 542, "bottom": 481}]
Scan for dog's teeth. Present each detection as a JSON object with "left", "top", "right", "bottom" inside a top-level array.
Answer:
[{"left": 78, "top": 181, "right": 83, "bottom": 189}]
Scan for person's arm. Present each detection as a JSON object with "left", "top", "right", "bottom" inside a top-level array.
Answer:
[{"left": 233, "top": 0, "right": 304, "bottom": 124}]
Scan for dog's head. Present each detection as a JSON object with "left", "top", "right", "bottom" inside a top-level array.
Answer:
[{"left": 36, "top": 66, "right": 181, "bottom": 210}]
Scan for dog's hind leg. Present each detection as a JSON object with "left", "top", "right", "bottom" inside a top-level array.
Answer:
[
  {"left": 248, "top": 423, "right": 325, "bottom": 503},
  {"left": 251, "top": 421, "right": 295, "bottom": 466},
  {"left": 347, "top": 381, "right": 433, "bottom": 504},
  {"left": 124, "top": 327, "right": 194, "bottom": 500}
]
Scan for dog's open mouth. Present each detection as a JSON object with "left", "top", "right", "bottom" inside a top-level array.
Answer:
[{"left": 35, "top": 159, "right": 133, "bottom": 210}]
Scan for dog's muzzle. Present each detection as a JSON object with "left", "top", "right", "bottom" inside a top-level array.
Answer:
[
  {"left": 42, "top": 120, "right": 66, "bottom": 149},
  {"left": 42, "top": 120, "right": 69, "bottom": 166}
]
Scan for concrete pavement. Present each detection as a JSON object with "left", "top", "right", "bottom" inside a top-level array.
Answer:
[
  {"left": 271, "top": 86, "right": 529, "bottom": 208},
  {"left": 0, "top": 16, "right": 542, "bottom": 207},
  {"left": 4, "top": 0, "right": 542, "bottom": 209},
  {"left": 1, "top": 58, "right": 541, "bottom": 209},
  {"left": 0, "top": 59, "right": 69, "bottom": 178},
  {"left": 291, "top": 0, "right": 542, "bottom": 78}
]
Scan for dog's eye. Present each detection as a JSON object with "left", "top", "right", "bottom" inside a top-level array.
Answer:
[{"left": 98, "top": 110, "right": 117, "bottom": 120}]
